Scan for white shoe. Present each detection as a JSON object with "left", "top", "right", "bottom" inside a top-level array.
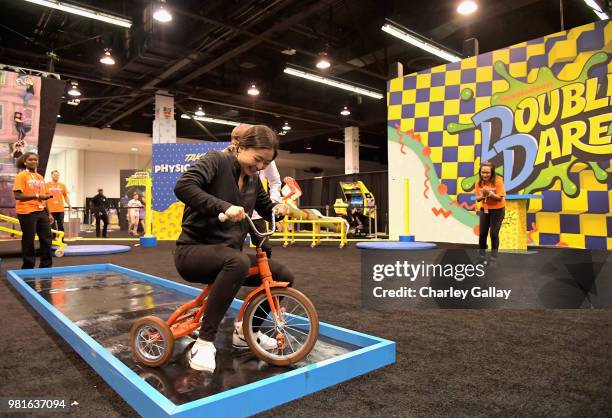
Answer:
[
  {"left": 188, "top": 339, "right": 216, "bottom": 372},
  {"left": 232, "top": 321, "right": 277, "bottom": 350}
]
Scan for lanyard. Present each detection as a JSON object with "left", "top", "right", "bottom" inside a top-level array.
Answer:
[
  {"left": 28, "top": 172, "right": 43, "bottom": 193},
  {"left": 28, "top": 171, "right": 45, "bottom": 209}
]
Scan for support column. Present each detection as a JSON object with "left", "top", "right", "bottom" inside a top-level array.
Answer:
[
  {"left": 345, "top": 126, "right": 359, "bottom": 174},
  {"left": 145, "top": 91, "right": 175, "bottom": 247},
  {"left": 153, "top": 92, "right": 176, "bottom": 144}
]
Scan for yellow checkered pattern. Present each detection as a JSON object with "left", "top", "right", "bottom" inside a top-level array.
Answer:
[{"left": 388, "top": 20, "right": 612, "bottom": 249}]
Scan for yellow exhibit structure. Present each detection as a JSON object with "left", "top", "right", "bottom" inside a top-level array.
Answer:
[
  {"left": 276, "top": 177, "right": 348, "bottom": 248},
  {"left": 127, "top": 171, "right": 157, "bottom": 247},
  {"left": 497, "top": 195, "right": 542, "bottom": 250},
  {"left": 0, "top": 213, "right": 67, "bottom": 256}
]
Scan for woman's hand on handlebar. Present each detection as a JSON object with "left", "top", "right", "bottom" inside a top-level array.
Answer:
[
  {"left": 224, "top": 205, "right": 246, "bottom": 222},
  {"left": 272, "top": 203, "right": 288, "bottom": 217}
]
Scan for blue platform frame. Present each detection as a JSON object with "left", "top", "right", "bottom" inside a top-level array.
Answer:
[{"left": 7, "top": 264, "right": 395, "bottom": 418}]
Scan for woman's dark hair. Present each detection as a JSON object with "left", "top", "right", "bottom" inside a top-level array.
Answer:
[
  {"left": 236, "top": 125, "right": 279, "bottom": 160},
  {"left": 16, "top": 152, "right": 38, "bottom": 170},
  {"left": 478, "top": 161, "right": 496, "bottom": 187},
  {"left": 14, "top": 111, "right": 22, "bottom": 117}
]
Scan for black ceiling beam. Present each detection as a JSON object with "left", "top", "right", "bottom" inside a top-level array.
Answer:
[
  {"left": 141, "top": 1, "right": 292, "bottom": 90},
  {"left": 175, "top": 102, "right": 219, "bottom": 141},
  {"left": 340, "top": 0, "right": 386, "bottom": 76},
  {"left": 74, "top": 0, "right": 383, "bottom": 129},
  {"left": 187, "top": 96, "right": 346, "bottom": 129},
  {"left": 170, "top": 5, "right": 387, "bottom": 81},
  {"left": 55, "top": 68, "right": 363, "bottom": 129},
  {"left": 93, "top": 1, "right": 294, "bottom": 124},
  {"left": 1, "top": 46, "right": 96, "bottom": 72},
  {"left": 176, "top": 0, "right": 335, "bottom": 86},
  {"left": 184, "top": 85, "right": 384, "bottom": 133},
  {"left": 102, "top": 96, "right": 154, "bottom": 127}
]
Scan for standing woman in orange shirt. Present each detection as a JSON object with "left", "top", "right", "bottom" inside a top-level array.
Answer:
[
  {"left": 475, "top": 161, "right": 506, "bottom": 259},
  {"left": 13, "top": 152, "right": 54, "bottom": 269}
]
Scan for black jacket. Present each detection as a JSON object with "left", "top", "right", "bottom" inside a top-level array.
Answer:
[
  {"left": 91, "top": 194, "right": 107, "bottom": 211},
  {"left": 174, "top": 151, "right": 276, "bottom": 248}
]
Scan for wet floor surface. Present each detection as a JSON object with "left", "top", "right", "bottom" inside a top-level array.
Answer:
[{"left": 21, "top": 270, "right": 358, "bottom": 405}]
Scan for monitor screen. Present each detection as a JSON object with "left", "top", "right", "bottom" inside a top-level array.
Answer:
[{"left": 350, "top": 196, "right": 364, "bottom": 206}]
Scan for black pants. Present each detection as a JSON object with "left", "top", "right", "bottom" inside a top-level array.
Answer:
[
  {"left": 94, "top": 210, "right": 108, "bottom": 237},
  {"left": 51, "top": 211, "right": 64, "bottom": 232},
  {"left": 250, "top": 218, "right": 272, "bottom": 258},
  {"left": 174, "top": 244, "right": 295, "bottom": 342},
  {"left": 479, "top": 207, "right": 505, "bottom": 257},
  {"left": 17, "top": 211, "right": 53, "bottom": 269}
]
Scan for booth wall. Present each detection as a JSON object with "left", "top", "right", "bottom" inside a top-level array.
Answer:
[{"left": 388, "top": 20, "right": 612, "bottom": 249}]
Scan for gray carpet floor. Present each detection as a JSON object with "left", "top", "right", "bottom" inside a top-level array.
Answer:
[{"left": 0, "top": 241, "right": 611, "bottom": 417}]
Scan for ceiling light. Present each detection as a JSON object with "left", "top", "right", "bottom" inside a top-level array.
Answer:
[
  {"left": 457, "top": 1, "right": 478, "bottom": 15},
  {"left": 153, "top": 0, "right": 172, "bottom": 22},
  {"left": 277, "top": 130, "right": 287, "bottom": 136},
  {"left": 23, "top": 0, "right": 132, "bottom": 28},
  {"left": 283, "top": 66, "right": 384, "bottom": 100},
  {"left": 195, "top": 105, "right": 205, "bottom": 116},
  {"left": 131, "top": 147, "right": 138, "bottom": 151},
  {"left": 281, "top": 48, "right": 296, "bottom": 56},
  {"left": 340, "top": 106, "right": 351, "bottom": 116},
  {"left": 67, "top": 98, "right": 80, "bottom": 106},
  {"left": 305, "top": 143, "right": 312, "bottom": 150},
  {"left": 381, "top": 20, "right": 462, "bottom": 63},
  {"left": 99, "top": 49, "right": 115, "bottom": 65},
  {"left": 316, "top": 52, "right": 331, "bottom": 69},
  {"left": 57, "top": 114, "right": 61, "bottom": 118},
  {"left": 67, "top": 81, "right": 81, "bottom": 96},
  {"left": 584, "top": 0, "right": 609, "bottom": 19},
  {"left": 247, "top": 84, "right": 260, "bottom": 96},
  {"left": 282, "top": 122, "right": 291, "bottom": 131},
  {"left": 180, "top": 113, "right": 239, "bottom": 126}
]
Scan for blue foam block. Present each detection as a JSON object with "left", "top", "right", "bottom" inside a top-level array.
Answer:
[
  {"left": 58, "top": 245, "right": 132, "bottom": 256},
  {"left": 139, "top": 236, "right": 158, "bottom": 247},
  {"left": 357, "top": 241, "right": 438, "bottom": 250}
]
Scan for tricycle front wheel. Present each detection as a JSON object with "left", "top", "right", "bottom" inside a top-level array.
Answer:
[
  {"left": 130, "top": 316, "right": 175, "bottom": 367},
  {"left": 243, "top": 288, "right": 318, "bottom": 366}
]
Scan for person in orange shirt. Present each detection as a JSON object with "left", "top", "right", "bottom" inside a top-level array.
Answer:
[
  {"left": 475, "top": 161, "right": 506, "bottom": 259},
  {"left": 46, "top": 170, "right": 72, "bottom": 236},
  {"left": 13, "top": 152, "right": 54, "bottom": 269}
]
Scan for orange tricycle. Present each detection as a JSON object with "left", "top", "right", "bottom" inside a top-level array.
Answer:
[{"left": 130, "top": 212, "right": 319, "bottom": 368}]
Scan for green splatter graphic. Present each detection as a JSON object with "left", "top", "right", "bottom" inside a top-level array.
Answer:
[
  {"left": 460, "top": 88, "right": 474, "bottom": 101},
  {"left": 522, "top": 161, "right": 578, "bottom": 196},
  {"left": 447, "top": 122, "right": 474, "bottom": 134},
  {"left": 450, "top": 52, "right": 609, "bottom": 195},
  {"left": 590, "top": 161, "right": 608, "bottom": 181}
]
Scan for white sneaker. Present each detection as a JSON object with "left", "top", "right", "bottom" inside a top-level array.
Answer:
[
  {"left": 232, "top": 321, "right": 278, "bottom": 350},
  {"left": 188, "top": 339, "right": 216, "bottom": 372}
]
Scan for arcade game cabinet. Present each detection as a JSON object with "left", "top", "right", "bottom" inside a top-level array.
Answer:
[{"left": 333, "top": 181, "right": 376, "bottom": 237}]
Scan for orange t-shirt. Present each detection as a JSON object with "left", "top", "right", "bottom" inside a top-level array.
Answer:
[
  {"left": 13, "top": 170, "right": 47, "bottom": 214},
  {"left": 475, "top": 176, "right": 506, "bottom": 211},
  {"left": 46, "top": 181, "right": 68, "bottom": 213}
]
